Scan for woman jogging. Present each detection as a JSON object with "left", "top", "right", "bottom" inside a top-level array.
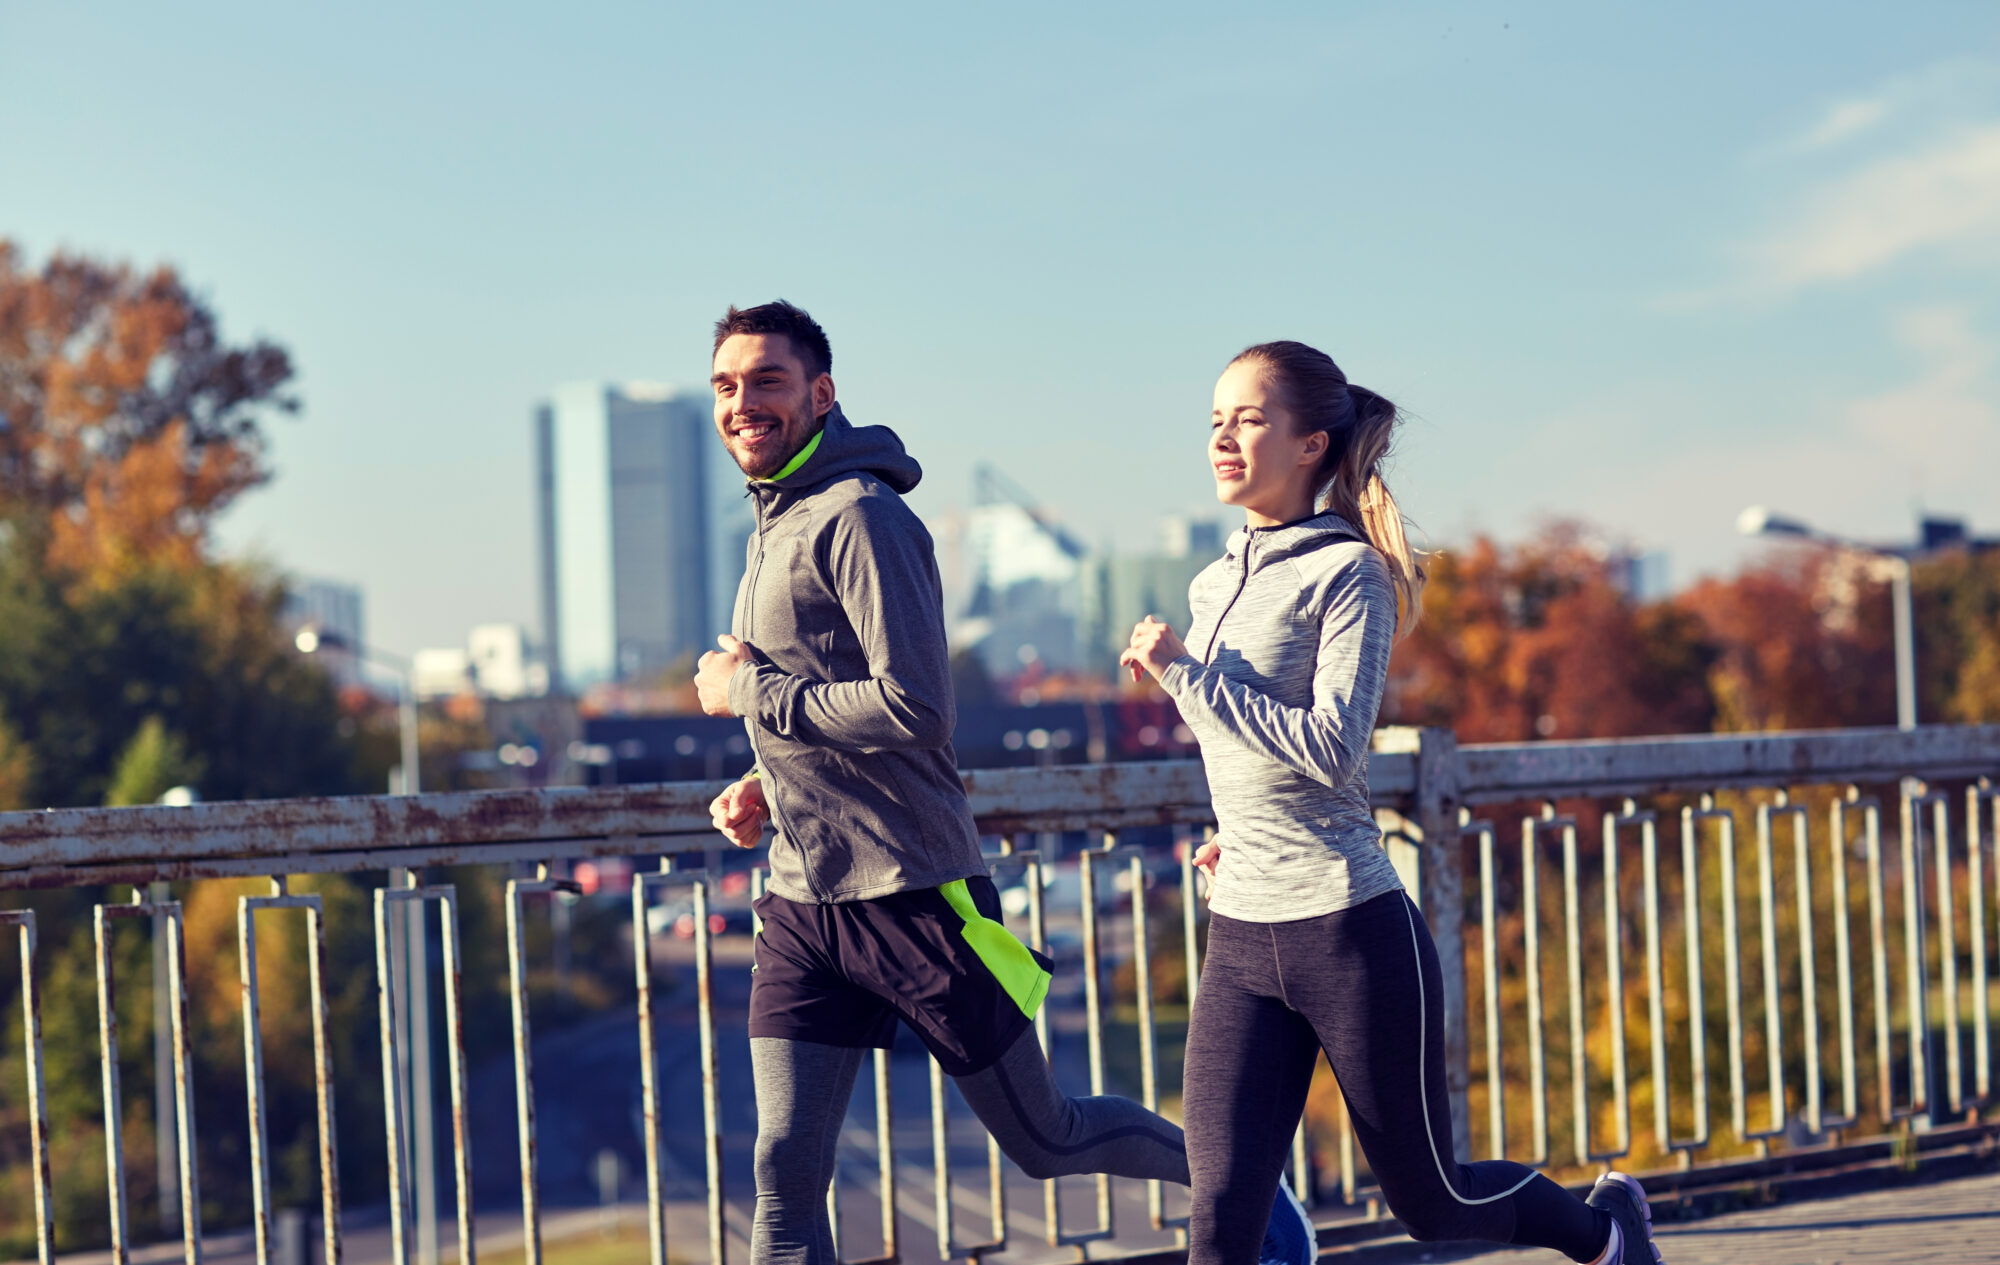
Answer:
[{"left": 1119, "top": 341, "right": 1661, "bottom": 1265}]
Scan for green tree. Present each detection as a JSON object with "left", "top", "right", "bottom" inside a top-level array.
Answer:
[
  {"left": 0, "top": 703, "right": 33, "bottom": 811},
  {"left": 0, "top": 537, "right": 360, "bottom": 808},
  {"left": 104, "top": 716, "right": 205, "bottom": 807},
  {"left": 1914, "top": 547, "right": 2000, "bottom": 723}
]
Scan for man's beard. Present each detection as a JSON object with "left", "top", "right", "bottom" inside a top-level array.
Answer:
[{"left": 728, "top": 400, "right": 819, "bottom": 479}]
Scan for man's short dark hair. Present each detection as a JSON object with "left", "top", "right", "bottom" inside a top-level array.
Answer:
[{"left": 712, "top": 300, "right": 832, "bottom": 379}]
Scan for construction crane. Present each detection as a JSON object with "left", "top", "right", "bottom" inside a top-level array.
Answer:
[
  {"left": 973, "top": 463, "right": 1089, "bottom": 559},
  {"left": 960, "top": 463, "right": 1090, "bottom": 625}
]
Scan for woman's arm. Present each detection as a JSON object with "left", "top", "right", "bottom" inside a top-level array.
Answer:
[{"left": 1154, "top": 560, "right": 1395, "bottom": 789}]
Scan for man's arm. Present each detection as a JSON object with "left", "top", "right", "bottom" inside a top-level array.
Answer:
[{"left": 726, "top": 495, "right": 955, "bottom": 753}]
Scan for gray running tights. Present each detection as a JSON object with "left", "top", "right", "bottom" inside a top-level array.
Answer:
[
  {"left": 751, "top": 1030, "right": 1189, "bottom": 1265},
  {"left": 1183, "top": 891, "right": 1611, "bottom": 1265}
]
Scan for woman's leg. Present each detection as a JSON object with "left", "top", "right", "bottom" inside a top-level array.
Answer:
[
  {"left": 1288, "top": 893, "right": 1612, "bottom": 1262},
  {"left": 1183, "top": 915, "right": 1324, "bottom": 1265}
]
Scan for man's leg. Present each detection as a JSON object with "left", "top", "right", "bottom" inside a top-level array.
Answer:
[
  {"left": 750, "top": 1037, "right": 867, "bottom": 1265},
  {"left": 950, "top": 1027, "right": 1191, "bottom": 1183},
  {"left": 747, "top": 890, "right": 899, "bottom": 1265}
]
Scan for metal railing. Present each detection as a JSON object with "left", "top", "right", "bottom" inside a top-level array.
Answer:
[{"left": 1, "top": 724, "right": 1998, "bottom": 1265}]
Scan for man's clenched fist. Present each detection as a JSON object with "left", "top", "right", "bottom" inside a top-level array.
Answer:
[
  {"left": 709, "top": 776, "right": 768, "bottom": 849},
  {"left": 695, "top": 634, "right": 757, "bottom": 717}
]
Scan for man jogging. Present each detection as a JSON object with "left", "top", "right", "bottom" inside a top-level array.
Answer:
[{"left": 692, "top": 301, "right": 1312, "bottom": 1265}]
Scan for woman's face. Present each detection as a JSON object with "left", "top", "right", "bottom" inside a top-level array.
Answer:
[{"left": 1209, "top": 360, "right": 1325, "bottom": 521}]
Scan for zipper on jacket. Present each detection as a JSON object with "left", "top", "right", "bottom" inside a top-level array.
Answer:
[
  {"left": 1201, "top": 536, "right": 1256, "bottom": 663},
  {"left": 741, "top": 484, "right": 829, "bottom": 904}
]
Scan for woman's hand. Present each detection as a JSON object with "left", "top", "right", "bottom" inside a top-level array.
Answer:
[
  {"left": 1119, "top": 615, "right": 1188, "bottom": 684},
  {"left": 1192, "top": 840, "right": 1221, "bottom": 902}
]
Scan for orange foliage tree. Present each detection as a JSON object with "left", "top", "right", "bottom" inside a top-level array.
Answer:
[
  {"left": 1384, "top": 524, "right": 1716, "bottom": 742},
  {"left": 1676, "top": 548, "right": 1897, "bottom": 732},
  {"left": 1381, "top": 525, "right": 1984, "bottom": 742},
  {"left": 0, "top": 240, "right": 294, "bottom": 586}
]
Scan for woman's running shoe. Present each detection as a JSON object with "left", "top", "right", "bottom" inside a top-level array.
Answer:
[{"left": 1258, "top": 1176, "right": 1316, "bottom": 1265}]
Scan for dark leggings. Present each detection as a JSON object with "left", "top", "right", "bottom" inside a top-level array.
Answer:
[{"left": 1183, "top": 891, "right": 1611, "bottom": 1265}]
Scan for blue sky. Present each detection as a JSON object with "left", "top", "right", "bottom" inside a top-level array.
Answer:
[{"left": 5, "top": 2, "right": 1998, "bottom": 654}]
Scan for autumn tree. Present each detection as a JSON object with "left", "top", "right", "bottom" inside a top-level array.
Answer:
[
  {"left": 1384, "top": 524, "right": 1716, "bottom": 742},
  {"left": 0, "top": 240, "right": 293, "bottom": 586},
  {"left": 1676, "top": 548, "right": 1898, "bottom": 732}
]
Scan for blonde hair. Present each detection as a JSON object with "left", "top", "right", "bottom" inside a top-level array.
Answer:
[{"left": 1232, "top": 341, "right": 1428, "bottom": 636}]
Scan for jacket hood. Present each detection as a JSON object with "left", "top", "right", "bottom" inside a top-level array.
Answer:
[
  {"left": 1224, "top": 511, "right": 1367, "bottom": 566},
  {"left": 755, "top": 403, "right": 922, "bottom": 497}
]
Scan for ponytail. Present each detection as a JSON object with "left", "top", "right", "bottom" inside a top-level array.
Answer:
[{"left": 1230, "top": 344, "right": 1428, "bottom": 637}]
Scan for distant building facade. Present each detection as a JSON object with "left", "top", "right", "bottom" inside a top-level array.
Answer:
[
  {"left": 469, "top": 624, "right": 550, "bottom": 699},
  {"left": 410, "top": 624, "right": 550, "bottom": 701},
  {"left": 958, "top": 500, "right": 1087, "bottom": 674},
  {"left": 1079, "top": 516, "right": 1223, "bottom": 674},
  {"left": 535, "top": 382, "right": 711, "bottom": 690},
  {"left": 410, "top": 648, "right": 475, "bottom": 700}
]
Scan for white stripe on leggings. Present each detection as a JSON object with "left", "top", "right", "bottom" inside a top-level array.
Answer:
[{"left": 1401, "top": 895, "right": 1538, "bottom": 1206}]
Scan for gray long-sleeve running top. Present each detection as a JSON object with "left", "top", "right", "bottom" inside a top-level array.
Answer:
[
  {"left": 1157, "top": 512, "right": 1404, "bottom": 923},
  {"left": 728, "top": 405, "right": 987, "bottom": 905}
]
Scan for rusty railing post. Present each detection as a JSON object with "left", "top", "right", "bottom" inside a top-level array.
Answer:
[{"left": 1414, "top": 726, "right": 1471, "bottom": 1163}]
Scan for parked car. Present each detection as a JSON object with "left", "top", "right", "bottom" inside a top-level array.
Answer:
[{"left": 672, "top": 905, "right": 755, "bottom": 940}]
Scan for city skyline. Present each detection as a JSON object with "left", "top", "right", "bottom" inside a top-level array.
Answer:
[
  {"left": 536, "top": 381, "right": 713, "bottom": 689},
  {"left": 5, "top": 4, "right": 1998, "bottom": 656}
]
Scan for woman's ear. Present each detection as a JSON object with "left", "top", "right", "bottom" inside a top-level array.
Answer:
[{"left": 1299, "top": 428, "right": 1329, "bottom": 467}]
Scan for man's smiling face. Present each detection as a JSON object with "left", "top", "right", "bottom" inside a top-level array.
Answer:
[{"left": 711, "top": 332, "right": 834, "bottom": 478}]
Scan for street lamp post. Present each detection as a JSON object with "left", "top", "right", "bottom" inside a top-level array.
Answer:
[
  {"left": 1736, "top": 507, "right": 1918, "bottom": 731},
  {"left": 296, "top": 627, "right": 423, "bottom": 790},
  {"left": 1739, "top": 507, "right": 1936, "bottom": 1126},
  {"left": 294, "top": 627, "right": 439, "bottom": 1265}
]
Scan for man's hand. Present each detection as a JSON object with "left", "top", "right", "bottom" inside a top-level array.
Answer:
[
  {"left": 708, "top": 777, "right": 768, "bottom": 849},
  {"left": 1118, "top": 615, "right": 1188, "bottom": 684},
  {"left": 695, "top": 635, "right": 757, "bottom": 717}
]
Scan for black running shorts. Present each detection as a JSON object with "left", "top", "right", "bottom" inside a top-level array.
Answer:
[{"left": 749, "top": 875, "right": 1053, "bottom": 1076}]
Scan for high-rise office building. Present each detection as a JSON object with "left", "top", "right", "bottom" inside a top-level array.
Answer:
[
  {"left": 709, "top": 426, "right": 757, "bottom": 636},
  {"left": 535, "top": 382, "right": 710, "bottom": 691}
]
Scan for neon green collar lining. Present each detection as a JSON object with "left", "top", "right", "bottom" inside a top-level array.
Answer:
[{"left": 755, "top": 428, "right": 823, "bottom": 483}]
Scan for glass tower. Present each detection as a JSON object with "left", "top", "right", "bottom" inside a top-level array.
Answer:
[{"left": 535, "top": 382, "right": 710, "bottom": 691}]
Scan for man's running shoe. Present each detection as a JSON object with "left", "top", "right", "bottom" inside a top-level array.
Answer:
[
  {"left": 1586, "top": 1171, "right": 1661, "bottom": 1264},
  {"left": 1257, "top": 1176, "right": 1316, "bottom": 1265}
]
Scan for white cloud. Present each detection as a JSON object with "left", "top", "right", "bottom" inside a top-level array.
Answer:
[
  {"left": 1799, "top": 97, "right": 1890, "bottom": 151},
  {"left": 1669, "top": 61, "right": 2000, "bottom": 306},
  {"left": 1846, "top": 305, "right": 2000, "bottom": 458},
  {"left": 1753, "top": 123, "right": 2000, "bottom": 291},
  {"left": 1527, "top": 308, "right": 2000, "bottom": 581}
]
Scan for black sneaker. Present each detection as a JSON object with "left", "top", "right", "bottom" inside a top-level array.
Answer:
[{"left": 1586, "top": 1172, "right": 1660, "bottom": 1264}]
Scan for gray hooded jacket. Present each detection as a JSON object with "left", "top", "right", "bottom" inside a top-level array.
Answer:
[
  {"left": 1158, "top": 512, "right": 1405, "bottom": 923},
  {"left": 727, "top": 404, "right": 988, "bottom": 903}
]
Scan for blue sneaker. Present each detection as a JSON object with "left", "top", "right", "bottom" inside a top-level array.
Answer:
[{"left": 1258, "top": 1176, "right": 1315, "bottom": 1265}]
